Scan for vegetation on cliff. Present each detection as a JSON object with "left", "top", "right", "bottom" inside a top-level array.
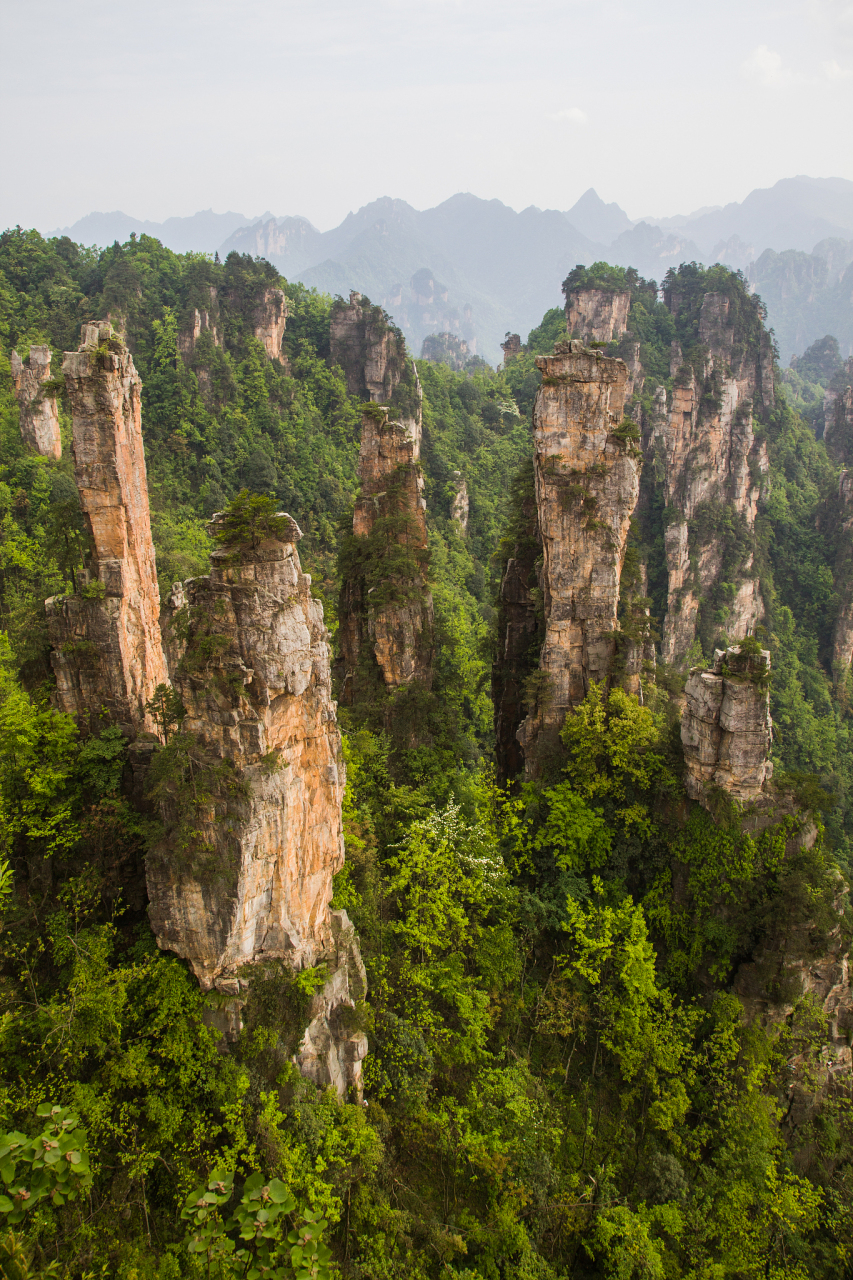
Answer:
[{"left": 0, "top": 228, "right": 853, "bottom": 1278}]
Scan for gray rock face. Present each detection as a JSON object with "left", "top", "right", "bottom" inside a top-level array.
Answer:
[
  {"left": 10, "top": 346, "right": 61, "bottom": 458},
  {"left": 681, "top": 645, "right": 773, "bottom": 807},
  {"left": 517, "top": 340, "right": 640, "bottom": 774}
]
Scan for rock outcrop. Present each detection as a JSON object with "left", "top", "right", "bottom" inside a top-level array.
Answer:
[
  {"left": 149, "top": 515, "right": 367, "bottom": 1095},
  {"left": 252, "top": 288, "right": 288, "bottom": 363},
  {"left": 654, "top": 292, "right": 772, "bottom": 665},
  {"left": 150, "top": 512, "right": 345, "bottom": 983},
  {"left": 330, "top": 292, "right": 409, "bottom": 403},
  {"left": 565, "top": 289, "right": 631, "bottom": 344},
  {"left": 450, "top": 474, "right": 469, "bottom": 532},
  {"left": 339, "top": 387, "right": 434, "bottom": 704},
  {"left": 178, "top": 294, "right": 221, "bottom": 359},
  {"left": 681, "top": 645, "right": 773, "bottom": 808},
  {"left": 45, "top": 323, "right": 167, "bottom": 733},
  {"left": 501, "top": 334, "right": 522, "bottom": 364},
  {"left": 10, "top": 346, "right": 61, "bottom": 458},
  {"left": 517, "top": 340, "right": 640, "bottom": 773}
]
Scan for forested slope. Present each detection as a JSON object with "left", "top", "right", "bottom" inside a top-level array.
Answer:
[{"left": 0, "top": 227, "right": 852, "bottom": 1279}]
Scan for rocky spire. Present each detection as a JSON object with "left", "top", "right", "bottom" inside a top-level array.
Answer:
[
  {"left": 516, "top": 340, "right": 641, "bottom": 774},
  {"left": 330, "top": 292, "right": 409, "bottom": 402},
  {"left": 10, "top": 346, "right": 61, "bottom": 458},
  {"left": 565, "top": 289, "right": 631, "bottom": 345},
  {"left": 655, "top": 292, "right": 772, "bottom": 665},
  {"left": 150, "top": 514, "right": 367, "bottom": 1095},
  {"left": 681, "top": 644, "right": 773, "bottom": 808},
  {"left": 339, "top": 377, "right": 434, "bottom": 703},
  {"left": 251, "top": 288, "right": 288, "bottom": 363},
  {"left": 45, "top": 322, "right": 167, "bottom": 733}
]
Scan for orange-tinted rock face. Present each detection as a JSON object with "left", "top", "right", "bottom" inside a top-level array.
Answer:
[
  {"left": 655, "top": 293, "right": 772, "bottom": 665},
  {"left": 10, "top": 346, "right": 61, "bottom": 458},
  {"left": 566, "top": 289, "right": 631, "bottom": 344},
  {"left": 330, "top": 292, "right": 408, "bottom": 402},
  {"left": 45, "top": 322, "right": 167, "bottom": 732},
  {"left": 149, "top": 521, "right": 366, "bottom": 1094},
  {"left": 340, "top": 388, "right": 434, "bottom": 701},
  {"left": 149, "top": 520, "right": 345, "bottom": 986},
  {"left": 517, "top": 341, "right": 640, "bottom": 773}
]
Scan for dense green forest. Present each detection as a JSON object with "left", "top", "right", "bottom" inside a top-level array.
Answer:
[{"left": 1, "top": 227, "right": 853, "bottom": 1279}]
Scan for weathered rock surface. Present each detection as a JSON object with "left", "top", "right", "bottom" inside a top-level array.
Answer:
[
  {"left": 681, "top": 645, "right": 773, "bottom": 807},
  {"left": 450, "top": 474, "right": 469, "bottom": 532},
  {"left": 654, "top": 292, "right": 772, "bottom": 665},
  {"left": 45, "top": 323, "right": 167, "bottom": 732},
  {"left": 150, "top": 515, "right": 345, "bottom": 984},
  {"left": 149, "top": 516, "right": 366, "bottom": 1095},
  {"left": 178, "top": 296, "right": 221, "bottom": 359},
  {"left": 565, "top": 289, "right": 631, "bottom": 344},
  {"left": 330, "top": 292, "right": 408, "bottom": 402},
  {"left": 517, "top": 340, "right": 640, "bottom": 774},
  {"left": 501, "top": 333, "right": 522, "bottom": 364},
  {"left": 296, "top": 910, "right": 368, "bottom": 1097},
  {"left": 340, "top": 378, "right": 434, "bottom": 704},
  {"left": 10, "top": 346, "right": 61, "bottom": 458},
  {"left": 252, "top": 288, "right": 288, "bottom": 363}
]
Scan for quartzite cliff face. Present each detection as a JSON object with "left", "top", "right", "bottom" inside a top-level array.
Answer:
[
  {"left": 681, "top": 645, "right": 773, "bottom": 808},
  {"left": 516, "top": 340, "right": 641, "bottom": 773},
  {"left": 46, "top": 323, "right": 168, "bottom": 733},
  {"left": 339, "top": 395, "right": 434, "bottom": 702},
  {"left": 10, "top": 345, "right": 62, "bottom": 459},
  {"left": 148, "top": 516, "right": 367, "bottom": 1093},
  {"left": 565, "top": 287, "right": 631, "bottom": 345},
  {"left": 151, "top": 515, "right": 345, "bottom": 985},
  {"left": 43, "top": 322, "right": 365, "bottom": 1097},
  {"left": 330, "top": 292, "right": 409, "bottom": 402},
  {"left": 655, "top": 292, "right": 772, "bottom": 665},
  {"left": 334, "top": 296, "right": 434, "bottom": 707}
]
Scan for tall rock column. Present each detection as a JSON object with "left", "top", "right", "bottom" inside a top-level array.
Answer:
[
  {"left": 655, "top": 292, "right": 771, "bottom": 665},
  {"left": 339, "top": 384, "right": 434, "bottom": 703},
  {"left": 681, "top": 644, "right": 773, "bottom": 808},
  {"left": 45, "top": 322, "right": 167, "bottom": 732},
  {"left": 330, "top": 292, "right": 409, "bottom": 402},
  {"left": 517, "top": 340, "right": 640, "bottom": 774},
  {"left": 10, "top": 346, "right": 61, "bottom": 458},
  {"left": 149, "top": 518, "right": 367, "bottom": 1094},
  {"left": 565, "top": 288, "right": 631, "bottom": 344}
]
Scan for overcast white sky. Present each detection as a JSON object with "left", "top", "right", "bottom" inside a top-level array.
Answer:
[{"left": 2, "top": 0, "right": 852, "bottom": 231}]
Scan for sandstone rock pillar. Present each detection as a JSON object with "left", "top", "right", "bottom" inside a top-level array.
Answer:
[
  {"left": 517, "top": 340, "right": 640, "bottom": 775},
  {"left": 148, "top": 514, "right": 366, "bottom": 1095},
  {"left": 10, "top": 346, "right": 61, "bottom": 458},
  {"left": 655, "top": 292, "right": 771, "bottom": 665},
  {"left": 565, "top": 288, "right": 631, "bottom": 344},
  {"left": 45, "top": 322, "right": 167, "bottom": 732},
  {"left": 330, "top": 292, "right": 409, "bottom": 403},
  {"left": 681, "top": 645, "right": 773, "bottom": 808},
  {"left": 339, "top": 374, "right": 434, "bottom": 704}
]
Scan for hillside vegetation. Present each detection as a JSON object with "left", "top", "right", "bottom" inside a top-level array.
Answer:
[{"left": 0, "top": 227, "right": 852, "bottom": 1278}]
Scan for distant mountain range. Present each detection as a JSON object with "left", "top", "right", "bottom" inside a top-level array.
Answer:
[{"left": 49, "top": 176, "right": 853, "bottom": 365}]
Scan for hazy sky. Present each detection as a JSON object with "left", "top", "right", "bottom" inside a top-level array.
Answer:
[{"left": 3, "top": 0, "right": 852, "bottom": 232}]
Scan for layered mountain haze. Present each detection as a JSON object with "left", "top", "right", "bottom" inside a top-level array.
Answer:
[{"left": 53, "top": 175, "right": 853, "bottom": 366}]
